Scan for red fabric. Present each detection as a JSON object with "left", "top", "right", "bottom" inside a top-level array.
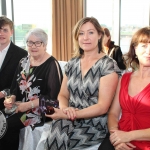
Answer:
[{"left": 118, "top": 72, "right": 150, "bottom": 150}]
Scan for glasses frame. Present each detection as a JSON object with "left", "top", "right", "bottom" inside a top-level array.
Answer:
[
  {"left": 0, "top": 28, "right": 9, "bottom": 33},
  {"left": 26, "top": 41, "right": 43, "bottom": 47}
]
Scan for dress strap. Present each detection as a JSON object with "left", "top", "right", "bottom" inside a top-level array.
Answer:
[{"left": 108, "top": 47, "right": 115, "bottom": 57}]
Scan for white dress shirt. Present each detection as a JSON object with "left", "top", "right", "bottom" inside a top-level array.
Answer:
[{"left": 0, "top": 43, "right": 10, "bottom": 69}]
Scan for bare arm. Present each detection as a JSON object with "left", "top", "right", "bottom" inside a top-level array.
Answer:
[
  {"left": 58, "top": 74, "right": 70, "bottom": 109},
  {"left": 108, "top": 78, "right": 136, "bottom": 149},
  {"left": 110, "top": 127, "right": 150, "bottom": 149},
  {"left": 57, "top": 72, "right": 119, "bottom": 120},
  {"left": 109, "top": 77, "right": 150, "bottom": 143},
  {"left": 108, "top": 78, "right": 122, "bottom": 132},
  {"left": 111, "top": 126, "right": 150, "bottom": 147},
  {"left": 75, "top": 72, "right": 119, "bottom": 119},
  {"left": 45, "top": 75, "right": 70, "bottom": 120},
  {"left": 128, "top": 129, "right": 150, "bottom": 141},
  {"left": 15, "top": 98, "right": 39, "bottom": 112}
]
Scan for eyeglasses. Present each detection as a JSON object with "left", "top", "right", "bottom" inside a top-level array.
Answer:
[
  {"left": 26, "top": 41, "right": 43, "bottom": 47},
  {"left": 0, "top": 28, "right": 9, "bottom": 33}
]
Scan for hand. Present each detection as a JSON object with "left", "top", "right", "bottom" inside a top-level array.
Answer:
[
  {"left": 114, "top": 142, "right": 136, "bottom": 150},
  {"left": 62, "top": 107, "right": 78, "bottom": 121},
  {"left": 110, "top": 130, "right": 131, "bottom": 146},
  {"left": 15, "top": 102, "right": 29, "bottom": 113},
  {"left": 45, "top": 108, "right": 68, "bottom": 120},
  {"left": 4, "top": 97, "right": 13, "bottom": 109},
  {"left": 0, "top": 92, "right": 5, "bottom": 99}
]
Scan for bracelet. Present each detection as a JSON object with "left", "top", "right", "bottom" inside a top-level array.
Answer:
[{"left": 30, "top": 101, "right": 34, "bottom": 109}]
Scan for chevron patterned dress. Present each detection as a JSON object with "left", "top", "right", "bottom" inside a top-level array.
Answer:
[{"left": 47, "top": 56, "right": 121, "bottom": 150}]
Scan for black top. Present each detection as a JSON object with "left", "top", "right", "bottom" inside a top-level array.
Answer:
[
  {"left": 11, "top": 56, "right": 63, "bottom": 126},
  {"left": 108, "top": 41, "right": 126, "bottom": 70}
]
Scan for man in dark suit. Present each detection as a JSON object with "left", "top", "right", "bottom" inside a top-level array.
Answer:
[{"left": 0, "top": 16, "right": 27, "bottom": 109}]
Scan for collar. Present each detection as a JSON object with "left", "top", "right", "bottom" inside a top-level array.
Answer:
[{"left": 0, "top": 42, "right": 11, "bottom": 53}]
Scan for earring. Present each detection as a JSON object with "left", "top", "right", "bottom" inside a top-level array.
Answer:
[
  {"left": 98, "top": 39, "right": 101, "bottom": 53},
  {"left": 79, "top": 47, "right": 84, "bottom": 55}
]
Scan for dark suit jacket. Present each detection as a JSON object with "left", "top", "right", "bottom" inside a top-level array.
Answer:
[{"left": 0, "top": 42, "right": 27, "bottom": 109}]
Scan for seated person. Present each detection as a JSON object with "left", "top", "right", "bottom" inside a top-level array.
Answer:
[
  {"left": 41, "top": 17, "right": 121, "bottom": 149},
  {"left": 0, "top": 16, "right": 27, "bottom": 110},
  {"left": 103, "top": 27, "right": 126, "bottom": 70},
  {"left": 99, "top": 26, "right": 150, "bottom": 150},
  {"left": 0, "top": 28, "right": 63, "bottom": 150}
]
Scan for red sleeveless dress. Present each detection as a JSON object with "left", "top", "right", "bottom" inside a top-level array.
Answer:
[{"left": 118, "top": 72, "right": 150, "bottom": 150}]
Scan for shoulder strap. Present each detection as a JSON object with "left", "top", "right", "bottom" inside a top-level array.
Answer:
[
  {"left": 109, "top": 47, "right": 115, "bottom": 57},
  {"left": 55, "top": 60, "right": 62, "bottom": 84}
]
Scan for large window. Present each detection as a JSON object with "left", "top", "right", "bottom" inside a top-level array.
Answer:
[
  {"left": 1, "top": 0, "right": 150, "bottom": 55},
  {"left": 86, "top": 0, "right": 150, "bottom": 54},
  {"left": 120, "top": 0, "right": 149, "bottom": 53},
  {"left": 86, "top": 0, "right": 120, "bottom": 47},
  {"left": 5, "top": 0, "right": 52, "bottom": 54},
  {"left": 0, "top": 1, "right": 2, "bottom": 16}
]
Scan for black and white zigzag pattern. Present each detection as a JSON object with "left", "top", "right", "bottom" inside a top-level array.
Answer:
[{"left": 48, "top": 56, "right": 121, "bottom": 150}]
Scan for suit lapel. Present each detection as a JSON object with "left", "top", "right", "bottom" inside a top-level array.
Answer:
[{"left": 0, "top": 42, "right": 14, "bottom": 72}]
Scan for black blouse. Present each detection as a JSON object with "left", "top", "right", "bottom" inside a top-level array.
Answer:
[{"left": 11, "top": 56, "right": 63, "bottom": 127}]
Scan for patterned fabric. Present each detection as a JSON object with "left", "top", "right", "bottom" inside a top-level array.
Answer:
[
  {"left": 47, "top": 55, "right": 121, "bottom": 150},
  {"left": 11, "top": 56, "right": 62, "bottom": 127},
  {"left": 119, "top": 72, "right": 150, "bottom": 150}
]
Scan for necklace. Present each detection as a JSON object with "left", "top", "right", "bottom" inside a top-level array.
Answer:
[{"left": 30, "top": 51, "right": 46, "bottom": 66}]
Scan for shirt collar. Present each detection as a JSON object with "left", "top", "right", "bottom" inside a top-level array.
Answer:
[{"left": 1, "top": 42, "right": 11, "bottom": 53}]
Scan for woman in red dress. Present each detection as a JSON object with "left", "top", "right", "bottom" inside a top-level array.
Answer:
[{"left": 99, "top": 26, "right": 150, "bottom": 150}]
